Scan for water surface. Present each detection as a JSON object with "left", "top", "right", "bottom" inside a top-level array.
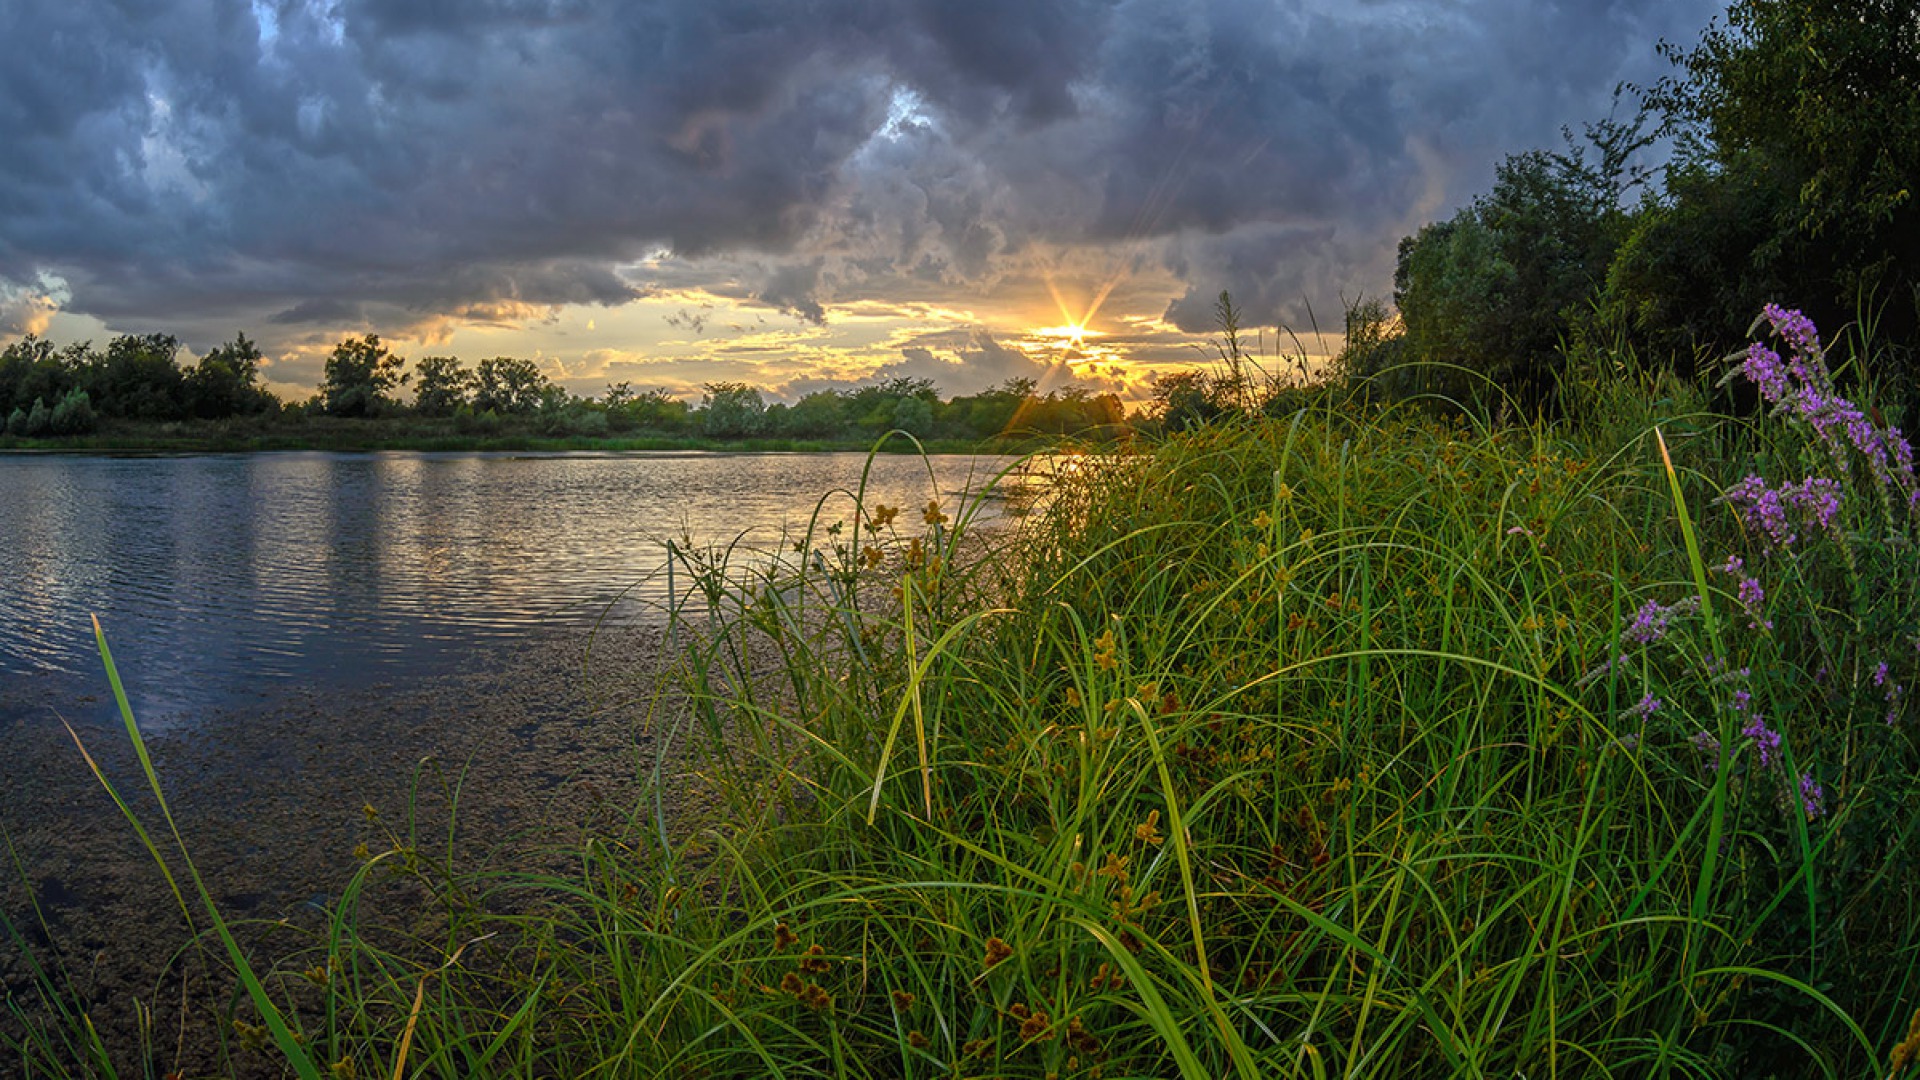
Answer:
[{"left": 1, "top": 451, "right": 1011, "bottom": 730}]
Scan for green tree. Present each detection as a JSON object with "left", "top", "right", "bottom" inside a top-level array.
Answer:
[
  {"left": 471, "top": 357, "right": 553, "bottom": 415},
  {"left": 1394, "top": 128, "right": 1643, "bottom": 410},
  {"left": 186, "top": 333, "right": 276, "bottom": 418},
  {"left": 1151, "top": 370, "right": 1225, "bottom": 433},
  {"left": 1632, "top": 0, "right": 1920, "bottom": 407},
  {"left": 86, "top": 333, "right": 186, "bottom": 420},
  {"left": 782, "top": 390, "right": 846, "bottom": 438},
  {"left": 700, "top": 381, "right": 766, "bottom": 438},
  {"left": 48, "top": 388, "right": 96, "bottom": 435},
  {"left": 321, "top": 335, "right": 407, "bottom": 417},
  {"left": 0, "top": 335, "right": 58, "bottom": 414},
  {"left": 412, "top": 356, "right": 473, "bottom": 417}
]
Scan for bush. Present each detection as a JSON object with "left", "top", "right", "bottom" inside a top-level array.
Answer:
[
  {"left": 452, "top": 405, "right": 503, "bottom": 435},
  {"left": 49, "top": 389, "right": 96, "bottom": 435}
]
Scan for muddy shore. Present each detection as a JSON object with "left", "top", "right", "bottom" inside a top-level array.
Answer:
[{"left": 0, "top": 620, "right": 715, "bottom": 1076}]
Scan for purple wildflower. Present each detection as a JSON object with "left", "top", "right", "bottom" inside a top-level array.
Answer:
[
  {"left": 1798, "top": 771, "right": 1825, "bottom": 819},
  {"left": 1734, "top": 576, "right": 1772, "bottom": 630},
  {"left": 1742, "top": 716, "right": 1781, "bottom": 769},
  {"left": 1874, "top": 661, "right": 1892, "bottom": 688},
  {"left": 1787, "top": 477, "right": 1843, "bottom": 531},
  {"left": 1764, "top": 304, "right": 1821, "bottom": 355},
  {"left": 1721, "top": 476, "right": 1797, "bottom": 548},
  {"left": 1621, "top": 694, "right": 1661, "bottom": 721},
  {"left": 1741, "top": 342, "right": 1790, "bottom": 403},
  {"left": 1621, "top": 598, "right": 1697, "bottom": 647}
]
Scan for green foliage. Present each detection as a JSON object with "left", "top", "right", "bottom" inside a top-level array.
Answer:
[
  {"left": 320, "top": 334, "right": 407, "bottom": 417},
  {"left": 89, "top": 333, "right": 188, "bottom": 421},
  {"left": 411, "top": 355, "right": 473, "bottom": 416},
  {"left": 700, "top": 380, "right": 767, "bottom": 437},
  {"left": 1329, "top": 295, "right": 1406, "bottom": 398},
  {"left": 1394, "top": 127, "right": 1644, "bottom": 411},
  {"left": 48, "top": 388, "right": 96, "bottom": 435},
  {"left": 781, "top": 389, "right": 847, "bottom": 438},
  {"left": 1629, "top": 0, "right": 1920, "bottom": 408},
  {"left": 22, "top": 397, "right": 50, "bottom": 436},
  {"left": 185, "top": 333, "right": 276, "bottom": 419},
  {"left": 471, "top": 356, "right": 554, "bottom": 415}
]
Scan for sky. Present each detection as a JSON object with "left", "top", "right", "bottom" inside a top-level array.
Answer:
[{"left": 0, "top": 0, "right": 1727, "bottom": 405}]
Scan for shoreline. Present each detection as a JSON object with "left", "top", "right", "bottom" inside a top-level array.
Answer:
[{"left": 0, "top": 620, "right": 708, "bottom": 1076}]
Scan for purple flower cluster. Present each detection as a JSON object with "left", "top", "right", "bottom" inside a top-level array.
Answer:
[
  {"left": 1737, "top": 307, "right": 1920, "bottom": 516},
  {"left": 1799, "top": 771, "right": 1826, "bottom": 819},
  {"left": 1622, "top": 597, "right": 1699, "bottom": 647},
  {"left": 1874, "top": 659, "right": 1905, "bottom": 724},
  {"left": 1620, "top": 693, "right": 1661, "bottom": 722},
  {"left": 1726, "top": 680, "right": 1784, "bottom": 769},
  {"left": 1718, "top": 475, "right": 1845, "bottom": 550},
  {"left": 1743, "top": 716, "right": 1782, "bottom": 768}
]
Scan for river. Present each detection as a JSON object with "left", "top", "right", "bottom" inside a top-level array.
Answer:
[{"left": 0, "top": 450, "right": 1016, "bottom": 732}]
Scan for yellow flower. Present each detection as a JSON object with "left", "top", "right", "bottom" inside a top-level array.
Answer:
[
  {"left": 923, "top": 500, "right": 948, "bottom": 525},
  {"left": 869, "top": 504, "right": 899, "bottom": 528}
]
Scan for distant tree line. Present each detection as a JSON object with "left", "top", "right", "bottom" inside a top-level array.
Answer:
[
  {"left": 0, "top": 328, "right": 1132, "bottom": 443},
  {"left": 1, "top": 331, "right": 276, "bottom": 436},
  {"left": 1337, "top": 0, "right": 1919, "bottom": 425}
]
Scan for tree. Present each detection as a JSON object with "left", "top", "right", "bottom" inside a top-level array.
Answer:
[
  {"left": 1636, "top": 0, "right": 1920, "bottom": 408},
  {"left": 471, "top": 357, "right": 553, "bottom": 415},
  {"left": 782, "top": 390, "right": 846, "bottom": 438},
  {"left": 700, "top": 381, "right": 765, "bottom": 437},
  {"left": 88, "top": 333, "right": 187, "bottom": 420},
  {"left": 412, "top": 356, "right": 473, "bottom": 416},
  {"left": 1394, "top": 129, "right": 1644, "bottom": 411},
  {"left": 892, "top": 394, "right": 934, "bottom": 437},
  {"left": 186, "top": 333, "right": 276, "bottom": 418},
  {"left": 1151, "top": 370, "right": 1225, "bottom": 433},
  {"left": 321, "top": 335, "right": 407, "bottom": 417},
  {"left": 48, "top": 388, "right": 96, "bottom": 435}
]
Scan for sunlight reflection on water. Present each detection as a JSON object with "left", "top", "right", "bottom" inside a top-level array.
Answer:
[{"left": 1, "top": 450, "right": 1015, "bottom": 730}]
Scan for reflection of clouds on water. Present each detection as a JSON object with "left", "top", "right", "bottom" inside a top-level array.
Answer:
[{"left": 0, "top": 451, "right": 1014, "bottom": 731}]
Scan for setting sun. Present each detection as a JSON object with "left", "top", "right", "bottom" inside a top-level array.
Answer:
[{"left": 1032, "top": 321, "right": 1094, "bottom": 347}]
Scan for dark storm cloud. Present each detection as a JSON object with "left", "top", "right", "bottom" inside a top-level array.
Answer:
[{"left": 0, "top": 0, "right": 1723, "bottom": 350}]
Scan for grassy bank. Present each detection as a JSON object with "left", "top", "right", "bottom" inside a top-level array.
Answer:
[{"left": 10, "top": 313, "right": 1920, "bottom": 1077}]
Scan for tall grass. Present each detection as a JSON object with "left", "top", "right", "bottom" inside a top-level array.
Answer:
[{"left": 10, "top": 314, "right": 1920, "bottom": 1077}]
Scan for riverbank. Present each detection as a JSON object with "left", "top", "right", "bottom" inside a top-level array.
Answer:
[{"left": 1, "top": 620, "right": 711, "bottom": 1078}]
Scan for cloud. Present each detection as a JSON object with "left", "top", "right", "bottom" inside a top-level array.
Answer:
[
  {"left": 0, "top": 273, "right": 72, "bottom": 336},
  {"left": 0, "top": 0, "right": 1726, "bottom": 358}
]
